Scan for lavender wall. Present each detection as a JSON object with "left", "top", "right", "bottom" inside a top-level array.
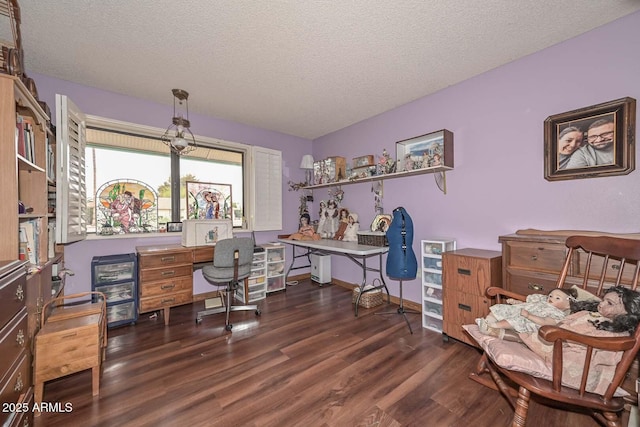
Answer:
[
  {"left": 311, "top": 11, "right": 640, "bottom": 302},
  {"left": 33, "top": 11, "right": 640, "bottom": 304},
  {"left": 32, "top": 74, "right": 311, "bottom": 295}
]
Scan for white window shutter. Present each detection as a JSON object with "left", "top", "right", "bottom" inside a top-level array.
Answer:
[
  {"left": 56, "top": 94, "right": 87, "bottom": 244},
  {"left": 251, "top": 146, "right": 282, "bottom": 231}
]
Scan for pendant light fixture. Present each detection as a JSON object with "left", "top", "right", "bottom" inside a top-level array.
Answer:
[{"left": 161, "top": 88, "right": 196, "bottom": 155}]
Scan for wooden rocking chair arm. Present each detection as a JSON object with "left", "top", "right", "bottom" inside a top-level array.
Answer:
[
  {"left": 538, "top": 325, "right": 635, "bottom": 351},
  {"left": 485, "top": 287, "right": 526, "bottom": 303}
]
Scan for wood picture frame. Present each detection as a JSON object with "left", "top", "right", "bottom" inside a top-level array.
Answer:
[
  {"left": 395, "top": 129, "right": 453, "bottom": 172},
  {"left": 166, "top": 222, "right": 182, "bottom": 232},
  {"left": 185, "top": 181, "right": 232, "bottom": 220},
  {"left": 544, "top": 97, "right": 636, "bottom": 181}
]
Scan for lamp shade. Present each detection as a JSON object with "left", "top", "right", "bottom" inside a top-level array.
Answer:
[{"left": 300, "top": 154, "right": 314, "bottom": 169}]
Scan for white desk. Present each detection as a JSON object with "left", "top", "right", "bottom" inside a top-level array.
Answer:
[{"left": 277, "top": 238, "right": 390, "bottom": 316}]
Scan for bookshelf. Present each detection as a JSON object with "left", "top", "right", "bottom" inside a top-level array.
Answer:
[{"left": 0, "top": 73, "right": 64, "bottom": 362}]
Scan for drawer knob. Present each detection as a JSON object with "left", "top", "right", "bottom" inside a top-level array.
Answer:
[
  {"left": 162, "top": 298, "right": 176, "bottom": 304},
  {"left": 161, "top": 284, "right": 176, "bottom": 290},
  {"left": 531, "top": 255, "right": 538, "bottom": 261},
  {"left": 14, "top": 372, "right": 24, "bottom": 393},
  {"left": 16, "top": 329, "right": 25, "bottom": 347},
  {"left": 161, "top": 256, "right": 176, "bottom": 262},
  {"left": 612, "top": 264, "right": 620, "bottom": 270},
  {"left": 528, "top": 282, "right": 544, "bottom": 291},
  {"left": 457, "top": 268, "right": 471, "bottom": 276},
  {"left": 161, "top": 270, "right": 176, "bottom": 276},
  {"left": 15, "top": 284, "right": 24, "bottom": 301}
]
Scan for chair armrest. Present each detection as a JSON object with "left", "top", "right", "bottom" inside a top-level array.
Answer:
[
  {"left": 538, "top": 324, "right": 636, "bottom": 395},
  {"left": 485, "top": 287, "right": 527, "bottom": 303},
  {"left": 41, "top": 291, "right": 107, "bottom": 328}
]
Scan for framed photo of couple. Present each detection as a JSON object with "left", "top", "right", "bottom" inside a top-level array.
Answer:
[{"left": 544, "top": 97, "right": 636, "bottom": 181}]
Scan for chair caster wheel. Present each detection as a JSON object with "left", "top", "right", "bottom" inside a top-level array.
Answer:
[
  {"left": 196, "top": 318, "right": 202, "bottom": 324},
  {"left": 255, "top": 309, "right": 261, "bottom": 316},
  {"left": 225, "top": 324, "right": 233, "bottom": 331}
]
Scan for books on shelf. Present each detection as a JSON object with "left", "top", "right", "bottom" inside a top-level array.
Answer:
[
  {"left": 15, "top": 115, "right": 36, "bottom": 164},
  {"left": 19, "top": 219, "right": 40, "bottom": 265}
]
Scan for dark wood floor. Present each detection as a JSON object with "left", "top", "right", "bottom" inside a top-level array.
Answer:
[{"left": 34, "top": 280, "right": 607, "bottom": 427}]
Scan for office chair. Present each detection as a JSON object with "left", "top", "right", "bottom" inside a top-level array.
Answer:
[{"left": 196, "top": 237, "right": 261, "bottom": 330}]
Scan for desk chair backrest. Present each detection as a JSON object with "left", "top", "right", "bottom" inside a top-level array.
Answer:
[{"left": 202, "top": 237, "right": 254, "bottom": 283}]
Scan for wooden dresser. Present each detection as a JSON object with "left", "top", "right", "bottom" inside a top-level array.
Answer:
[
  {"left": 499, "top": 231, "right": 640, "bottom": 297},
  {"left": 137, "top": 245, "right": 194, "bottom": 326},
  {"left": 0, "top": 260, "right": 32, "bottom": 427},
  {"left": 442, "top": 248, "right": 502, "bottom": 346},
  {"left": 499, "top": 233, "right": 568, "bottom": 297}
]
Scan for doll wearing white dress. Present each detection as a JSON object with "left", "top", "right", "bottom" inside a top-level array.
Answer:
[{"left": 342, "top": 213, "right": 359, "bottom": 242}]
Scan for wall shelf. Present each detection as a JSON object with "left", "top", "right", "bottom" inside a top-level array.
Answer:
[{"left": 302, "top": 165, "right": 451, "bottom": 194}]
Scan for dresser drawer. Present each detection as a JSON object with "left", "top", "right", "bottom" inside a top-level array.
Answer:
[
  {"left": 138, "top": 250, "right": 192, "bottom": 268},
  {"left": 506, "top": 269, "right": 559, "bottom": 296},
  {"left": 4, "top": 386, "right": 33, "bottom": 427},
  {"left": 139, "top": 264, "right": 192, "bottom": 282},
  {"left": 0, "top": 308, "right": 28, "bottom": 378},
  {"left": 34, "top": 315, "right": 101, "bottom": 383},
  {"left": 506, "top": 241, "right": 567, "bottom": 273},
  {"left": 139, "top": 276, "right": 192, "bottom": 298},
  {"left": 443, "top": 290, "right": 490, "bottom": 347},
  {"left": 442, "top": 250, "right": 502, "bottom": 295},
  {"left": 575, "top": 249, "right": 638, "bottom": 285},
  {"left": 0, "top": 352, "right": 30, "bottom": 414},
  {"left": 139, "top": 289, "right": 192, "bottom": 313},
  {"left": 0, "top": 267, "right": 27, "bottom": 329}
]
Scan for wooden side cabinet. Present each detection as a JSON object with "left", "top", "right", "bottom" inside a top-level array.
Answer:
[
  {"left": 137, "top": 244, "right": 193, "bottom": 326},
  {"left": 442, "top": 248, "right": 502, "bottom": 346}
]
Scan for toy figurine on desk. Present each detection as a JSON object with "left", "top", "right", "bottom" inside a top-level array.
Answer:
[
  {"left": 289, "top": 213, "right": 321, "bottom": 241},
  {"left": 376, "top": 206, "right": 419, "bottom": 333},
  {"left": 333, "top": 208, "right": 350, "bottom": 240},
  {"left": 342, "top": 213, "right": 360, "bottom": 242}
]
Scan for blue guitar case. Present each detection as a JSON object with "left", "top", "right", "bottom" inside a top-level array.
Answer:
[{"left": 385, "top": 207, "right": 417, "bottom": 280}]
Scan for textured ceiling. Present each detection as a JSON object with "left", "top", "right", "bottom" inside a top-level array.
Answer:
[{"left": 16, "top": 1, "right": 640, "bottom": 140}]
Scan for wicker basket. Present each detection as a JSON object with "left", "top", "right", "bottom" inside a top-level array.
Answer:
[
  {"left": 357, "top": 231, "right": 388, "bottom": 247},
  {"left": 352, "top": 287, "right": 384, "bottom": 308}
]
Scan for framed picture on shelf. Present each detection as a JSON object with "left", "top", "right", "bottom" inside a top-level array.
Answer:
[
  {"left": 395, "top": 129, "right": 454, "bottom": 172},
  {"left": 544, "top": 97, "right": 636, "bottom": 181},
  {"left": 370, "top": 214, "right": 392, "bottom": 232},
  {"left": 185, "top": 181, "right": 232, "bottom": 220},
  {"left": 166, "top": 222, "right": 182, "bottom": 232}
]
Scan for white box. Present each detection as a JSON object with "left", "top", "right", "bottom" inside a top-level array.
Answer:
[
  {"left": 310, "top": 253, "right": 331, "bottom": 284},
  {"left": 181, "top": 219, "right": 233, "bottom": 247}
]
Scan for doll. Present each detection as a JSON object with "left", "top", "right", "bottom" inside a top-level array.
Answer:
[
  {"left": 568, "top": 285, "right": 640, "bottom": 333},
  {"left": 316, "top": 200, "right": 328, "bottom": 238},
  {"left": 342, "top": 213, "right": 359, "bottom": 242},
  {"left": 333, "top": 208, "right": 350, "bottom": 240},
  {"left": 476, "top": 288, "right": 577, "bottom": 339},
  {"left": 288, "top": 213, "right": 320, "bottom": 241},
  {"left": 324, "top": 199, "right": 339, "bottom": 238}
]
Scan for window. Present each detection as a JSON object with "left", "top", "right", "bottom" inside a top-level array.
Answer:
[
  {"left": 55, "top": 94, "right": 282, "bottom": 242},
  {"left": 85, "top": 124, "right": 245, "bottom": 233}
]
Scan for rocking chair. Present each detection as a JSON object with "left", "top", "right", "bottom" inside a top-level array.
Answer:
[{"left": 465, "top": 235, "right": 640, "bottom": 427}]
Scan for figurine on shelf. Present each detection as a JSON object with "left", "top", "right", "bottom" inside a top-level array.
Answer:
[
  {"left": 403, "top": 154, "right": 414, "bottom": 172},
  {"left": 333, "top": 208, "right": 350, "bottom": 240},
  {"left": 378, "top": 148, "right": 396, "bottom": 175},
  {"left": 288, "top": 213, "right": 321, "bottom": 241},
  {"left": 342, "top": 212, "right": 359, "bottom": 242}
]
